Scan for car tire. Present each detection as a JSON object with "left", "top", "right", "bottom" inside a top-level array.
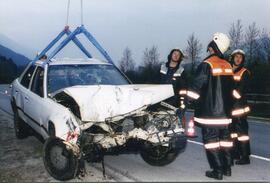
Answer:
[
  {"left": 140, "top": 134, "right": 187, "bottom": 166},
  {"left": 13, "top": 108, "right": 29, "bottom": 139},
  {"left": 43, "top": 137, "right": 79, "bottom": 181},
  {"left": 140, "top": 142, "right": 181, "bottom": 166}
]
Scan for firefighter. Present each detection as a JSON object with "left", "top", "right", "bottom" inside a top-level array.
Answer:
[
  {"left": 160, "top": 48, "right": 187, "bottom": 107},
  {"left": 230, "top": 49, "right": 251, "bottom": 165},
  {"left": 180, "top": 33, "right": 235, "bottom": 180}
]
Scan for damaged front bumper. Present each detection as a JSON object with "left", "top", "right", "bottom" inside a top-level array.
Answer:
[{"left": 82, "top": 126, "right": 185, "bottom": 149}]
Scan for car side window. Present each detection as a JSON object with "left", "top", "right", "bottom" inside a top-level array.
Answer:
[
  {"left": 31, "top": 67, "right": 44, "bottom": 97},
  {"left": 21, "top": 65, "right": 36, "bottom": 88}
]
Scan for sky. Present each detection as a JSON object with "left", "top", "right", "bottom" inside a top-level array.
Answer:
[{"left": 0, "top": 0, "right": 270, "bottom": 65}]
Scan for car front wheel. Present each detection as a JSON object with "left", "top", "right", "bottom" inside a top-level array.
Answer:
[{"left": 43, "top": 137, "right": 79, "bottom": 181}]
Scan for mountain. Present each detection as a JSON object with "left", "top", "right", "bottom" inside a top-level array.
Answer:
[
  {"left": 0, "top": 34, "right": 35, "bottom": 59},
  {"left": 0, "top": 44, "right": 30, "bottom": 66}
]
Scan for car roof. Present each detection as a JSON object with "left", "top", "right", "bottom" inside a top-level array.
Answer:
[{"left": 35, "top": 58, "right": 112, "bottom": 67}]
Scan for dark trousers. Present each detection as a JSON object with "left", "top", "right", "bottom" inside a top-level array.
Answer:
[
  {"left": 230, "top": 117, "right": 251, "bottom": 158},
  {"left": 202, "top": 127, "right": 232, "bottom": 171}
]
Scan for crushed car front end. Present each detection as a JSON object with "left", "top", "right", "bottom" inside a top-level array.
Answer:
[{"left": 43, "top": 60, "right": 188, "bottom": 180}]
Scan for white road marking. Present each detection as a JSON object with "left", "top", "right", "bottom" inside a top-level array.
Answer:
[
  {"left": 188, "top": 140, "right": 203, "bottom": 146},
  {"left": 250, "top": 154, "right": 270, "bottom": 162},
  {"left": 188, "top": 140, "right": 270, "bottom": 162}
]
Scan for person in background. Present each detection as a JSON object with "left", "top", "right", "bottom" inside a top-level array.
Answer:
[
  {"left": 160, "top": 48, "right": 187, "bottom": 108},
  {"left": 230, "top": 49, "right": 251, "bottom": 165}
]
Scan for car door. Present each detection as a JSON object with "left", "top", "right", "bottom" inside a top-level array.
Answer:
[
  {"left": 23, "top": 66, "right": 47, "bottom": 135},
  {"left": 15, "top": 64, "right": 36, "bottom": 123}
]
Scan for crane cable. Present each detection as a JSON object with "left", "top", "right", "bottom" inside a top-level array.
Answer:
[
  {"left": 66, "top": 0, "right": 70, "bottom": 26},
  {"left": 81, "top": 0, "right": 84, "bottom": 25},
  {"left": 65, "top": 0, "right": 84, "bottom": 26}
]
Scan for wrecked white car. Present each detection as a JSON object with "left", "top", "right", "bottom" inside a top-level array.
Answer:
[{"left": 10, "top": 58, "right": 187, "bottom": 180}]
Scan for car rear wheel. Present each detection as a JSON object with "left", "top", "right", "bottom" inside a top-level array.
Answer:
[
  {"left": 43, "top": 137, "right": 79, "bottom": 181},
  {"left": 13, "top": 109, "right": 29, "bottom": 139}
]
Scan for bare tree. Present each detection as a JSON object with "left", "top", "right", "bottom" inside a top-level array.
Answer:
[
  {"left": 229, "top": 19, "right": 244, "bottom": 50},
  {"left": 143, "top": 45, "right": 160, "bottom": 68},
  {"left": 185, "top": 33, "right": 202, "bottom": 73},
  {"left": 244, "top": 22, "right": 260, "bottom": 64},
  {"left": 258, "top": 29, "right": 270, "bottom": 64},
  {"left": 119, "top": 47, "right": 135, "bottom": 73}
]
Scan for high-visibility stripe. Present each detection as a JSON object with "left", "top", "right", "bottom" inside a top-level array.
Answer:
[
  {"left": 233, "top": 89, "right": 241, "bottom": 99},
  {"left": 212, "top": 68, "right": 223, "bottom": 74},
  {"left": 234, "top": 76, "right": 241, "bottom": 81},
  {"left": 238, "top": 136, "right": 249, "bottom": 141},
  {"left": 174, "top": 73, "right": 181, "bottom": 76},
  {"left": 220, "top": 141, "right": 233, "bottom": 147},
  {"left": 160, "top": 70, "right": 166, "bottom": 74},
  {"left": 205, "top": 142, "right": 220, "bottom": 149},
  {"left": 179, "top": 90, "right": 200, "bottom": 99},
  {"left": 187, "top": 91, "right": 200, "bottom": 99},
  {"left": 232, "top": 108, "right": 245, "bottom": 116},
  {"left": 205, "top": 141, "right": 233, "bottom": 149},
  {"left": 179, "top": 90, "right": 187, "bottom": 95},
  {"left": 231, "top": 133, "right": 238, "bottom": 138},
  {"left": 211, "top": 68, "right": 232, "bottom": 75},
  {"left": 233, "top": 68, "right": 248, "bottom": 82},
  {"left": 194, "top": 117, "right": 232, "bottom": 125},
  {"left": 225, "top": 69, "right": 233, "bottom": 73},
  {"left": 232, "top": 106, "right": 250, "bottom": 116},
  {"left": 180, "top": 104, "right": 186, "bottom": 109},
  {"left": 244, "top": 106, "right": 250, "bottom": 112}
]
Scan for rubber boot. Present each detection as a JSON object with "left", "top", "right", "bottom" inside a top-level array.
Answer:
[
  {"left": 231, "top": 140, "right": 240, "bottom": 161},
  {"left": 205, "top": 150, "right": 223, "bottom": 180},
  {"left": 205, "top": 170, "right": 223, "bottom": 180},
  {"left": 235, "top": 157, "right": 250, "bottom": 165},
  {"left": 206, "top": 150, "right": 214, "bottom": 169},
  {"left": 221, "top": 148, "right": 232, "bottom": 176},
  {"left": 236, "top": 141, "right": 251, "bottom": 165}
]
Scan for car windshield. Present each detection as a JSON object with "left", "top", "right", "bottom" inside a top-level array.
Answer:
[{"left": 47, "top": 64, "right": 129, "bottom": 94}]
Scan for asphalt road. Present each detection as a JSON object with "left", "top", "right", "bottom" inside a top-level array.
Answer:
[{"left": 1, "top": 84, "right": 270, "bottom": 181}]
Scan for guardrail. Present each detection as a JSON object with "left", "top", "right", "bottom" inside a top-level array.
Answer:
[{"left": 247, "top": 93, "right": 270, "bottom": 104}]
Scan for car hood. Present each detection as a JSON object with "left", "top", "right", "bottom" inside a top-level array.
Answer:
[{"left": 52, "top": 84, "right": 174, "bottom": 122}]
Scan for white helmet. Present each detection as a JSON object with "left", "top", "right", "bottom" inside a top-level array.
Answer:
[
  {"left": 212, "top": 32, "right": 230, "bottom": 54},
  {"left": 231, "top": 49, "right": 245, "bottom": 56}
]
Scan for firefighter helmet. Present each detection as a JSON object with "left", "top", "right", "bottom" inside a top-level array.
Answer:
[
  {"left": 231, "top": 49, "right": 245, "bottom": 56},
  {"left": 212, "top": 32, "right": 230, "bottom": 54}
]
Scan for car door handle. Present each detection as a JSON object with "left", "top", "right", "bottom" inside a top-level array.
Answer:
[{"left": 25, "top": 96, "right": 29, "bottom": 101}]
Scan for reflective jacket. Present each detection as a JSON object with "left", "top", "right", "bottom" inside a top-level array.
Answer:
[
  {"left": 160, "top": 63, "right": 186, "bottom": 107},
  {"left": 180, "top": 54, "right": 235, "bottom": 127},
  {"left": 231, "top": 67, "right": 251, "bottom": 117}
]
